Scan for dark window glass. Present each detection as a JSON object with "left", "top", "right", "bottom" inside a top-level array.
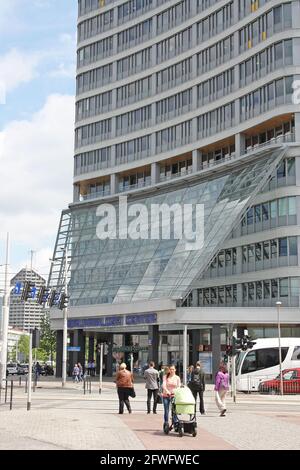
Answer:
[
  {"left": 256, "top": 347, "right": 288, "bottom": 370},
  {"left": 279, "top": 238, "right": 288, "bottom": 257},
  {"left": 289, "top": 237, "right": 298, "bottom": 256}
]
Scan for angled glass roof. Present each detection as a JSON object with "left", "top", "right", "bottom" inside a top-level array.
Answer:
[{"left": 49, "top": 148, "right": 285, "bottom": 306}]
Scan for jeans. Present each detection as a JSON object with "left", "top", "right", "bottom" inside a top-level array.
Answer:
[
  {"left": 163, "top": 397, "right": 171, "bottom": 423},
  {"left": 147, "top": 389, "right": 158, "bottom": 413},
  {"left": 117, "top": 388, "right": 132, "bottom": 414},
  {"left": 191, "top": 389, "right": 205, "bottom": 414}
]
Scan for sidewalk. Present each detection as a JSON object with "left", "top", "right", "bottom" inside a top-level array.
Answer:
[{"left": 1, "top": 378, "right": 300, "bottom": 450}]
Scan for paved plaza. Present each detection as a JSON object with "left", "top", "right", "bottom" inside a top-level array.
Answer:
[{"left": 0, "top": 378, "right": 300, "bottom": 450}]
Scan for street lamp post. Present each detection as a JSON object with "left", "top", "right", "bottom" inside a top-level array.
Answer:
[
  {"left": 276, "top": 301, "right": 283, "bottom": 395},
  {"left": 61, "top": 247, "right": 68, "bottom": 388},
  {"left": 0, "top": 233, "right": 10, "bottom": 389}
]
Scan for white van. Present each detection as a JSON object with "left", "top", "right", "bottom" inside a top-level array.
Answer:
[{"left": 235, "top": 337, "right": 300, "bottom": 392}]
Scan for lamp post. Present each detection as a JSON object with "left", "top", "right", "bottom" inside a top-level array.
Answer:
[
  {"left": 61, "top": 247, "right": 68, "bottom": 388},
  {"left": 276, "top": 301, "right": 283, "bottom": 395},
  {"left": 0, "top": 233, "right": 10, "bottom": 389}
]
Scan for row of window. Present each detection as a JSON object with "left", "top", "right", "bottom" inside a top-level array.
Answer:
[
  {"left": 242, "top": 278, "right": 299, "bottom": 303},
  {"left": 239, "top": 39, "right": 293, "bottom": 87},
  {"left": 74, "top": 147, "right": 111, "bottom": 176},
  {"left": 78, "top": 9, "right": 114, "bottom": 42},
  {"left": 197, "top": 2, "right": 233, "bottom": 42},
  {"left": 156, "top": 120, "right": 192, "bottom": 153},
  {"left": 118, "top": 168, "right": 151, "bottom": 192},
  {"left": 197, "top": 35, "right": 234, "bottom": 76},
  {"left": 116, "top": 76, "right": 151, "bottom": 108},
  {"left": 77, "top": 63, "right": 112, "bottom": 94},
  {"left": 157, "top": 27, "right": 192, "bottom": 64},
  {"left": 118, "top": 0, "right": 154, "bottom": 24},
  {"left": 117, "top": 47, "right": 152, "bottom": 79},
  {"left": 116, "top": 105, "right": 152, "bottom": 135},
  {"left": 78, "top": 36, "right": 113, "bottom": 68},
  {"left": 239, "top": 3, "right": 292, "bottom": 52},
  {"left": 76, "top": 40, "right": 292, "bottom": 121},
  {"left": 197, "top": 68, "right": 234, "bottom": 106},
  {"left": 238, "top": 0, "right": 270, "bottom": 20},
  {"left": 240, "top": 76, "right": 293, "bottom": 121},
  {"left": 156, "top": 89, "right": 193, "bottom": 123},
  {"left": 242, "top": 237, "right": 298, "bottom": 264},
  {"left": 117, "top": 18, "right": 152, "bottom": 52},
  {"left": 75, "top": 118, "right": 112, "bottom": 148},
  {"left": 244, "top": 121, "right": 294, "bottom": 154},
  {"left": 195, "top": 277, "right": 299, "bottom": 306},
  {"left": 76, "top": 90, "right": 112, "bottom": 120},
  {"left": 116, "top": 135, "right": 151, "bottom": 165},
  {"left": 157, "top": 0, "right": 193, "bottom": 34},
  {"left": 78, "top": 0, "right": 115, "bottom": 17},
  {"left": 197, "top": 102, "right": 235, "bottom": 138},
  {"left": 242, "top": 196, "right": 297, "bottom": 227},
  {"left": 160, "top": 158, "right": 193, "bottom": 181}
]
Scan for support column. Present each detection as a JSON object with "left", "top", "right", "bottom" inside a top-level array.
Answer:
[
  {"left": 192, "top": 149, "right": 202, "bottom": 173},
  {"left": 212, "top": 325, "right": 221, "bottom": 380},
  {"left": 106, "top": 334, "right": 113, "bottom": 377},
  {"left": 55, "top": 330, "right": 63, "bottom": 378},
  {"left": 235, "top": 133, "right": 246, "bottom": 158},
  {"left": 148, "top": 325, "right": 159, "bottom": 367},
  {"left": 88, "top": 336, "right": 95, "bottom": 362},
  {"left": 73, "top": 184, "right": 80, "bottom": 203},
  {"left": 124, "top": 333, "right": 131, "bottom": 370},
  {"left": 77, "top": 329, "right": 85, "bottom": 370},
  {"left": 110, "top": 173, "right": 119, "bottom": 195},
  {"left": 151, "top": 162, "right": 160, "bottom": 185},
  {"left": 68, "top": 331, "right": 75, "bottom": 377},
  {"left": 191, "top": 329, "right": 200, "bottom": 366}
]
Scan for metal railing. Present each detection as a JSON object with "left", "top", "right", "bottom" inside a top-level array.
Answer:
[{"left": 0, "top": 379, "right": 14, "bottom": 410}]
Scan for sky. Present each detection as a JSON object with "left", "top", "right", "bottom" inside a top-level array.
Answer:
[{"left": 0, "top": 0, "right": 77, "bottom": 286}]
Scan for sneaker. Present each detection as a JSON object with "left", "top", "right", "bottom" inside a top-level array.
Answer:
[
  {"left": 153, "top": 411, "right": 157, "bottom": 414},
  {"left": 220, "top": 409, "right": 226, "bottom": 417},
  {"left": 147, "top": 411, "right": 150, "bottom": 414},
  {"left": 201, "top": 412, "right": 206, "bottom": 415}
]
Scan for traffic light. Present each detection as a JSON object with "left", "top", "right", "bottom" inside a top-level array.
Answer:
[
  {"left": 36, "top": 286, "right": 50, "bottom": 305},
  {"left": 21, "top": 281, "right": 35, "bottom": 301},
  {"left": 32, "top": 328, "right": 40, "bottom": 348},
  {"left": 58, "top": 292, "right": 69, "bottom": 310},
  {"left": 241, "top": 335, "right": 256, "bottom": 351},
  {"left": 226, "top": 345, "right": 233, "bottom": 357},
  {"left": 232, "top": 337, "right": 243, "bottom": 356},
  {"left": 48, "top": 289, "right": 58, "bottom": 307}
]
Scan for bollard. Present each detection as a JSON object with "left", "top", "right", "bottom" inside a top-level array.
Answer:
[
  {"left": 89, "top": 377, "right": 92, "bottom": 394},
  {"left": 83, "top": 378, "right": 86, "bottom": 395},
  {"left": 19, "top": 376, "right": 21, "bottom": 387},
  {"left": 25, "top": 376, "right": 28, "bottom": 394},
  {"left": 10, "top": 381, "right": 13, "bottom": 410}
]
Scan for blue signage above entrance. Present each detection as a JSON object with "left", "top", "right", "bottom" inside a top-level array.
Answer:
[{"left": 67, "top": 313, "right": 157, "bottom": 329}]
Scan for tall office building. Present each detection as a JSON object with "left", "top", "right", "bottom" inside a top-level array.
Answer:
[
  {"left": 10, "top": 269, "right": 46, "bottom": 331},
  {"left": 50, "top": 0, "right": 300, "bottom": 377}
]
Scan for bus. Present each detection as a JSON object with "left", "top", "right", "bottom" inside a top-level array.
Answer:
[{"left": 235, "top": 338, "right": 300, "bottom": 392}]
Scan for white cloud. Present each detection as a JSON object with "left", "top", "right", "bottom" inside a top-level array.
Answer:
[
  {"left": 0, "top": 48, "right": 40, "bottom": 95},
  {"left": 0, "top": 94, "right": 74, "bottom": 273}
]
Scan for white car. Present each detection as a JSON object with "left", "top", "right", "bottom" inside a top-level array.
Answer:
[{"left": 6, "top": 363, "right": 18, "bottom": 375}]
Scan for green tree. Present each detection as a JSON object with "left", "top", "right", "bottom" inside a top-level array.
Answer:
[
  {"left": 18, "top": 335, "right": 30, "bottom": 362},
  {"left": 39, "top": 312, "right": 56, "bottom": 364}
]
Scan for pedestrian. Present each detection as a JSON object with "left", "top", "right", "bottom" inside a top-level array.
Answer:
[
  {"left": 87, "top": 360, "right": 92, "bottom": 376},
  {"left": 214, "top": 363, "right": 229, "bottom": 417},
  {"left": 91, "top": 360, "right": 96, "bottom": 377},
  {"left": 116, "top": 362, "right": 134, "bottom": 414},
  {"left": 188, "top": 361, "right": 206, "bottom": 415},
  {"left": 187, "top": 365, "right": 194, "bottom": 384},
  {"left": 34, "top": 362, "right": 42, "bottom": 382},
  {"left": 78, "top": 362, "right": 83, "bottom": 381},
  {"left": 144, "top": 361, "right": 159, "bottom": 414},
  {"left": 72, "top": 364, "right": 80, "bottom": 383},
  {"left": 162, "top": 365, "right": 181, "bottom": 426}
]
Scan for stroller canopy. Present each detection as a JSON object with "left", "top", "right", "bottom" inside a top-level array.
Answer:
[{"left": 174, "top": 386, "right": 195, "bottom": 405}]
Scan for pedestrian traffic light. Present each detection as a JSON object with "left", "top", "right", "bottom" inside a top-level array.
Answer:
[
  {"left": 21, "top": 281, "right": 35, "bottom": 302},
  {"left": 58, "top": 292, "right": 69, "bottom": 310},
  {"left": 226, "top": 345, "right": 233, "bottom": 356},
  {"left": 36, "top": 286, "right": 50, "bottom": 305},
  {"left": 32, "top": 328, "right": 40, "bottom": 349}
]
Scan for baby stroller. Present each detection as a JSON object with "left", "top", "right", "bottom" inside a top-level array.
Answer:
[{"left": 163, "top": 386, "right": 197, "bottom": 438}]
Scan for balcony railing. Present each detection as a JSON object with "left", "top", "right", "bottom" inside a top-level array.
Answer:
[
  {"left": 245, "top": 132, "right": 295, "bottom": 154},
  {"left": 81, "top": 188, "right": 110, "bottom": 201}
]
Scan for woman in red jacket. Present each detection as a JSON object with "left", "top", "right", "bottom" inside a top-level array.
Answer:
[{"left": 116, "top": 363, "right": 134, "bottom": 414}]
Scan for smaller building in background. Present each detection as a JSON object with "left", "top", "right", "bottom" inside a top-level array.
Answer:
[
  {"left": 7, "top": 326, "right": 28, "bottom": 363},
  {"left": 10, "top": 269, "right": 46, "bottom": 332}
]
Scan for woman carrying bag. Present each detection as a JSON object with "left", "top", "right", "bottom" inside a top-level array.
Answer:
[{"left": 116, "top": 363, "right": 134, "bottom": 414}]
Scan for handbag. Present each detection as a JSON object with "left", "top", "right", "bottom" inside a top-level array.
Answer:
[
  {"left": 128, "top": 387, "right": 136, "bottom": 398},
  {"left": 156, "top": 392, "right": 162, "bottom": 404}
]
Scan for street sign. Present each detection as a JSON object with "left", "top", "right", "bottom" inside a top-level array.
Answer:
[{"left": 67, "top": 346, "right": 81, "bottom": 352}]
